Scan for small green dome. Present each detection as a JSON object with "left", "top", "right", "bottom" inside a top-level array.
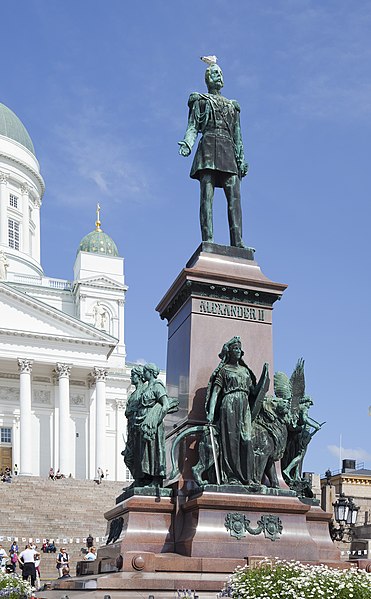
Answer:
[
  {"left": 78, "top": 229, "right": 119, "bottom": 257},
  {"left": 0, "top": 103, "right": 35, "bottom": 155}
]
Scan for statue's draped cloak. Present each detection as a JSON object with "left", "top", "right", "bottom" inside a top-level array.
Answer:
[
  {"left": 182, "top": 93, "right": 245, "bottom": 186},
  {"left": 124, "top": 380, "right": 167, "bottom": 480},
  {"left": 213, "top": 364, "right": 254, "bottom": 483},
  {"left": 138, "top": 380, "right": 167, "bottom": 478},
  {"left": 123, "top": 385, "right": 143, "bottom": 476}
]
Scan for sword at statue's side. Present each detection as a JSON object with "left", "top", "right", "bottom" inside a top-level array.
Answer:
[{"left": 208, "top": 423, "right": 221, "bottom": 485}]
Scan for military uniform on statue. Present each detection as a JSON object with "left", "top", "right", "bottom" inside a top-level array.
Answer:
[{"left": 179, "top": 57, "right": 248, "bottom": 248}]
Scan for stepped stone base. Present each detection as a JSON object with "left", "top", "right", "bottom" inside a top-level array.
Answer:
[{"left": 53, "top": 489, "right": 346, "bottom": 595}]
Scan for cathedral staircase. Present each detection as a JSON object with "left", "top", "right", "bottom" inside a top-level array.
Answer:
[{"left": 0, "top": 476, "right": 123, "bottom": 580}]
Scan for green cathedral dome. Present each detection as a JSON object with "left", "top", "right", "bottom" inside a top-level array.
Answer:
[
  {"left": 78, "top": 228, "right": 119, "bottom": 257},
  {"left": 0, "top": 103, "right": 35, "bottom": 155}
]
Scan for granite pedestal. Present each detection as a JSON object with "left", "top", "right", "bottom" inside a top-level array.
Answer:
[
  {"left": 156, "top": 243, "right": 287, "bottom": 424},
  {"left": 58, "top": 244, "right": 344, "bottom": 596}
]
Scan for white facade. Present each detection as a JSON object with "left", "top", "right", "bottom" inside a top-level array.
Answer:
[{"left": 0, "top": 104, "right": 133, "bottom": 480}]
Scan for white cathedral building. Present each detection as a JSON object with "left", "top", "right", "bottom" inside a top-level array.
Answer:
[{"left": 0, "top": 101, "right": 133, "bottom": 481}]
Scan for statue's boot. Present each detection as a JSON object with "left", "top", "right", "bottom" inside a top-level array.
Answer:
[{"left": 230, "top": 226, "right": 246, "bottom": 248}]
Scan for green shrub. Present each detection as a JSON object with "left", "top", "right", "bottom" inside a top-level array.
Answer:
[{"left": 222, "top": 559, "right": 371, "bottom": 599}]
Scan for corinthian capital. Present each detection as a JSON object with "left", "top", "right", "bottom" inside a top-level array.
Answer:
[
  {"left": 20, "top": 182, "right": 30, "bottom": 196},
  {"left": 55, "top": 363, "right": 72, "bottom": 379},
  {"left": 17, "top": 358, "right": 33, "bottom": 374},
  {"left": 115, "top": 398, "right": 125, "bottom": 411},
  {"left": 93, "top": 367, "right": 108, "bottom": 382},
  {"left": 0, "top": 172, "right": 9, "bottom": 185}
]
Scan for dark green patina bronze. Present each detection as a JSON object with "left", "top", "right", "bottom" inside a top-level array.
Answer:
[
  {"left": 280, "top": 358, "right": 325, "bottom": 491},
  {"left": 169, "top": 342, "right": 323, "bottom": 498},
  {"left": 122, "top": 364, "right": 178, "bottom": 489},
  {"left": 189, "top": 337, "right": 269, "bottom": 488},
  {"left": 179, "top": 63, "right": 248, "bottom": 247},
  {"left": 224, "top": 512, "right": 283, "bottom": 541}
]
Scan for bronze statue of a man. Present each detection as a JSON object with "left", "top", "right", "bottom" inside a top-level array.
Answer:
[{"left": 179, "top": 61, "right": 248, "bottom": 248}]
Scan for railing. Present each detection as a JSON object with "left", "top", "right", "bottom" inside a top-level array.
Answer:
[
  {"left": 11, "top": 273, "right": 73, "bottom": 290},
  {"left": 13, "top": 274, "right": 41, "bottom": 285},
  {"left": 322, "top": 462, "right": 365, "bottom": 478},
  {"left": 48, "top": 278, "right": 73, "bottom": 290}
]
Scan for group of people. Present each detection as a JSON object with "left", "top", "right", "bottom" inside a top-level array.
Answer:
[
  {"left": 0, "top": 467, "right": 13, "bottom": 483},
  {"left": 0, "top": 539, "right": 79, "bottom": 587},
  {"left": 0, "top": 541, "right": 23, "bottom": 573},
  {"left": 48, "top": 468, "right": 66, "bottom": 480},
  {"left": 41, "top": 539, "right": 56, "bottom": 553},
  {"left": 0, "top": 541, "right": 41, "bottom": 589}
]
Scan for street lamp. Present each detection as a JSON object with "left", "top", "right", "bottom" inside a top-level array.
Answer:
[
  {"left": 330, "top": 493, "right": 359, "bottom": 541},
  {"left": 346, "top": 497, "right": 359, "bottom": 526}
]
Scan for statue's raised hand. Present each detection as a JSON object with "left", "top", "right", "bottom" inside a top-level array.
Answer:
[{"left": 178, "top": 141, "right": 191, "bottom": 157}]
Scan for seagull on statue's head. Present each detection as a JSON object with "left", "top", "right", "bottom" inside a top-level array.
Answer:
[{"left": 200, "top": 55, "right": 218, "bottom": 65}]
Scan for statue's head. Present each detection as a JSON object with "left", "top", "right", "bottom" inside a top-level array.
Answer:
[
  {"left": 299, "top": 395, "right": 313, "bottom": 411},
  {"left": 261, "top": 395, "right": 290, "bottom": 422},
  {"left": 205, "top": 64, "right": 224, "bottom": 92},
  {"left": 143, "top": 363, "right": 160, "bottom": 380},
  {"left": 131, "top": 365, "right": 144, "bottom": 384},
  {"left": 219, "top": 336, "right": 244, "bottom": 362}
]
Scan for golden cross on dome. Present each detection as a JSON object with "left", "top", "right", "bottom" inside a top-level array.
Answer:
[{"left": 95, "top": 203, "right": 102, "bottom": 231}]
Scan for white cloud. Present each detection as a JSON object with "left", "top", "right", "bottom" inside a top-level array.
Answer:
[
  {"left": 55, "top": 123, "right": 150, "bottom": 206},
  {"left": 133, "top": 358, "right": 146, "bottom": 365},
  {"left": 327, "top": 444, "right": 371, "bottom": 462},
  {"left": 45, "top": 92, "right": 153, "bottom": 208}
]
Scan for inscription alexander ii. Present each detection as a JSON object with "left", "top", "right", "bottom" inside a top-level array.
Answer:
[{"left": 197, "top": 299, "right": 270, "bottom": 323}]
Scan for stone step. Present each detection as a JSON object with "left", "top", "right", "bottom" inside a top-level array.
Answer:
[{"left": 0, "top": 476, "right": 125, "bottom": 580}]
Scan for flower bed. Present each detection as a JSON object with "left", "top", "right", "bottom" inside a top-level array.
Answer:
[
  {"left": 220, "top": 559, "right": 371, "bottom": 598},
  {"left": 0, "top": 573, "right": 32, "bottom": 599}
]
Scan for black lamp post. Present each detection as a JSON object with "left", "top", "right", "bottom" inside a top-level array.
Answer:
[{"left": 330, "top": 492, "right": 359, "bottom": 541}]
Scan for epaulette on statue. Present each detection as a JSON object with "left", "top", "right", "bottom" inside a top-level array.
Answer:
[{"left": 188, "top": 92, "right": 201, "bottom": 107}]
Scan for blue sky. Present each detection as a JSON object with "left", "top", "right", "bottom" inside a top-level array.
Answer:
[{"left": 1, "top": 0, "right": 370, "bottom": 476}]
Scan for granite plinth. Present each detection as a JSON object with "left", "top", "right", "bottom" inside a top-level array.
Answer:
[
  {"left": 102, "top": 493, "right": 175, "bottom": 556},
  {"left": 156, "top": 243, "right": 287, "bottom": 423},
  {"left": 175, "top": 491, "right": 340, "bottom": 562},
  {"left": 305, "top": 504, "right": 343, "bottom": 561}
]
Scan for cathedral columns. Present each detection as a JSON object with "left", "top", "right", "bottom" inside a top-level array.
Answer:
[
  {"left": 55, "top": 363, "right": 72, "bottom": 476},
  {"left": 93, "top": 367, "right": 107, "bottom": 473},
  {"left": 18, "top": 358, "right": 33, "bottom": 475},
  {"left": 0, "top": 172, "right": 9, "bottom": 246},
  {"left": 12, "top": 416, "right": 20, "bottom": 474},
  {"left": 115, "top": 398, "right": 126, "bottom": 480}
]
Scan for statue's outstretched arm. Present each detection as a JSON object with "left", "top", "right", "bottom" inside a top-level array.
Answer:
[
  {"left": 178, "top": 96, "right": 200, "bottom": 156},
  {"left": 233, "top": 104, "right": 248, "bottom": 178},
  {"left": 304, "top": 414, "right": 325, "bottom": 432}
]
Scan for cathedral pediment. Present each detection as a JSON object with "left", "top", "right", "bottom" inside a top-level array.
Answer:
[
  {"left": 75, "top": 275, "right": 127, "bottom": 291},
  {"left": 0, "top": 282, "right": 117, "bottom": 346}
]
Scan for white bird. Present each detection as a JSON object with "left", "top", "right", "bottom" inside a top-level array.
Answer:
[{"left": 200, "top": 55, "right": 218, "bottom": 65}]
